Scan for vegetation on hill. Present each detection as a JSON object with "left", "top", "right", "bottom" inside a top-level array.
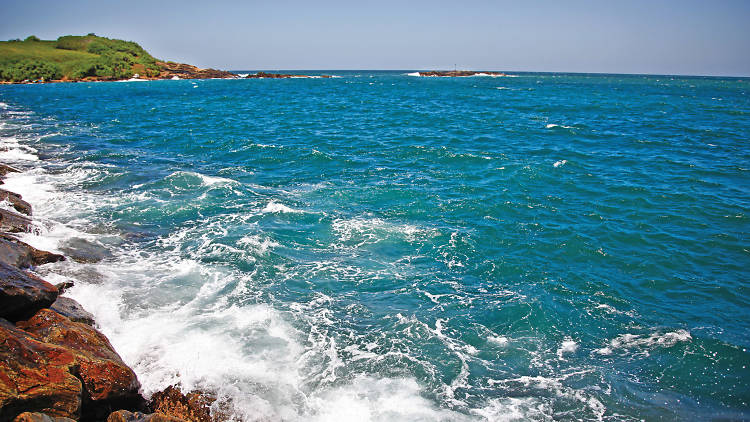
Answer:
[{"left": 0, "top": 34, "right": 162, "bottom": 82}]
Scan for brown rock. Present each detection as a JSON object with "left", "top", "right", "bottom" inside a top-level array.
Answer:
[
  {"left": 50, "top": 297, "right": 96, "bottom": 326},
  {"left": 0, "top": 189, "right": 32, "bottom": 216},
  {"left": 155, "top": 62, "right": 237, "bottom": 80},
  {"left": 0, "top": 261, "right": 58, "bottom": 322},
  {"left": 13, "top": 412, "right": 77, "bottom": 421},
  {"left": 0, "top": 319, "right": 82, "bottom": 421},
  {"left": 58, "top": 237, "right": 112, "bottom": 263},
  {"left": 149, "top": 386, "right": 214, "bottom": 422},
  {"left": 0, "top": 164, "right": 21, "bottom": 177},
  {"left": 54, "top": 281, "right": 75, "bottom": 295},
  {"left": 107, "top": 410, "right": 185, "bottom": 422},
  {"left": 0, "top": 234, "right": 65, "bottom": 269},
  {"left": 17, "top": 309, "right": 144, "bottom": 420},
  {"left": 0, "top": 208, "right": 33, "bottom": 233}
]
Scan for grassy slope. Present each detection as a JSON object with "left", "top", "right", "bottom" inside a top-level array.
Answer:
[
  {"left": 0, "top": 40, "right": 100, "bottom": 76},
  {"left": 0, "top": 35, "right": 162, "bottom": 81}
]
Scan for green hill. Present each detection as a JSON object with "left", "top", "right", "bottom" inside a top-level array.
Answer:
[{"left": 0, "top": 34, "right": 162, "bottom": 82}]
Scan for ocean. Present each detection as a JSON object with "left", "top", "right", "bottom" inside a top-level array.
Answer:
[{"left": 0, "top": 71, "right": 748, "bottom": 421}]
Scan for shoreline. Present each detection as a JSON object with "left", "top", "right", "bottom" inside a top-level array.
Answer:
[{"left": 0, "top": 167, "right": 218, "bottom": 419}]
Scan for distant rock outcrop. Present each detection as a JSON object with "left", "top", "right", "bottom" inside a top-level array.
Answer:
[
  {"left": 416, "top": 70, "right": 507, "bottom": 77},
  {"left": 245, "top": 72, "right": 332, "bottom": 79}
]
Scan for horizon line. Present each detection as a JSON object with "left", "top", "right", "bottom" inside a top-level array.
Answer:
[{"left": 223, "top": 69, "right": 749, "bottom": 79}]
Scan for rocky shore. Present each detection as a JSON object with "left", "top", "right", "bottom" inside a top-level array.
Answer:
[
  {"left": 0, "top": 164, "right": 222, "bottom": 422},
  {"left": 155, "top": 62, "right": 238, "bottom": 80},
  {"left": 415, "top": 70, "right": 507, "bottom": 77}
]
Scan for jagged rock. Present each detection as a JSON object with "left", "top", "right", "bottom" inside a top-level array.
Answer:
[
  {"left": 0, "top": 189, "right": 32, "bottom": 216},
  {"left": 107, "top": 410, "right": 184, "bottom": 422},
  {"left": 0, "top": 208, "right": 33, "bottom": 233},
  {"left": 59, "top": 238, "right": 112, "bottom": 263},
  {"left": 0, "top": 261, "right": 58, "bottom": 322},
  {"left": 0, "top": 234, "right": 65, "bottom": 269},
  {"left": 0, "top": 164, "right": 21, "bottom": 177},
  {"left": 17, "top": 309, "right": 144, "bottom": 421},
  {"left": 54, "top": 281, "right": 75, "bottom": 295},
  {"left": 156, "top": 62, "right": 236, "bottom": 80},
  {"left": 149, "top": 386, "right": 214, "bottom": 422},
  {"left": 0, "top": 319, "right": 83, "bottom": 421},
  {"left": 12, "top": 412, "right": 77, "bottom": 422},
  {"left": 50, "top": 297, "right": 96, "bottom": 326}
]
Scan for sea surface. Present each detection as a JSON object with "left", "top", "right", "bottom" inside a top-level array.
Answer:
[{"left": 1, "top": 71, "right": 748, "bottom": 421}]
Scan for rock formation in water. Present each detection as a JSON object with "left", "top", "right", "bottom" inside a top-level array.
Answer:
[{"left": 0, "top": 164, "right": 223, "bottom": 421}]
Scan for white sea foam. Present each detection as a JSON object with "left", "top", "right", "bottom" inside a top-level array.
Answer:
[
  {"left": 237, "top": 234, "right": 279, "bottom": 254},
  {"left": 595, "top": 329, "right": 692, "bottom": 356},
  {"left": 406, "top": 72, "right": 422, "bottom": 77},
  {"left": 262, "top": 201, "right": 301, "bottom": 214},
  {"left": 331, "top": 216, "right": 430, "bottom": 247},
  {"left": 0, "top": 136, "right": 40, "bottom": 161},
  {"left": 546, "top": 123, "right": 574, "bottom": 129},
  {"left": 556, "top": 338, "right": 578, "bottom": 359},
  {"left": 488, "top": 335, "right": 509, "bottom": 347},
  {"left": 309, "top": 376, "right": 469, "bottom": 422},
  {"left": 489, "top": 373, "right": 606, "bottom": 420},
  {"left": 553, "top": 160, "right": 567, "bottom": 168},
  {"left": 471, "top": 397, "right": 546, "bottom": 421}
]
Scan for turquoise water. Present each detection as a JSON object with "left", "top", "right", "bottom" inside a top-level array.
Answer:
[{"left": 1, "top": 72, "right": 748, "bottom": 421}]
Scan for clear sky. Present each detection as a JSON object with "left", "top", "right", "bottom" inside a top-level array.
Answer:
[{"left": 3, "top": 0, "right": 749, "bottom": 76}]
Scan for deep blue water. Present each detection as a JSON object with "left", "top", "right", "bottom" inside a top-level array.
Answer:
[{"left": 1, "top": 71, "right": 748, "bottom": 421}]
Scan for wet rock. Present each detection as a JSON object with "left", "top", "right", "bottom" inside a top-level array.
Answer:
[
  {"left": 0, "top": 319, "right": 82, "bottom": 420},
  {"left": 50, "top": 297, "right": 96, "bottom": 326},
  {"left": 107, "top": 410, "right": 184, "bottom": 422},
  {"left": 0, "top": 208, "right": 33, "bottom": 233},
  {"left": 0, "top": 261, "right": 58, "bottom": 322},
  {"left": 149, "top": 386, "right": 214, "bottom": 422},
  {"left": 0, "top": 189, "right": 32, "bottom": 216},
  {"left": 12, "top": 412, "right": 77, "bottom": 422},
  {"left": 17, "top": 309, "right": 144, "bottom": 421},
  {"left": 54, "top": 281, "right": 75, "bottom": 295},
  {"left": 59, "top": 238, "right": 112, "bottom": 263},
  {"left": 0, "top": 164, "right": 21, "bottom": 177},
  {"left": 0, "top": 234, "right": 65, "bottom": 269}
]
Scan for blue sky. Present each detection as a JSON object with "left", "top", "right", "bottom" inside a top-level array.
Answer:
[{"left": 3, "top": 0, "right": 749, "bottom": 75}]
